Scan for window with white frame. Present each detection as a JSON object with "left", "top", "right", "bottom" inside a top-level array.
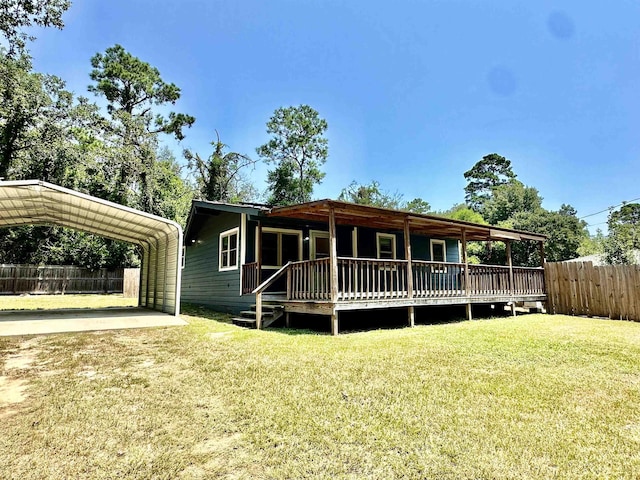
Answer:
[
  {"left": 430, "top": 239, "right": 447, "bottom": 263},
  {"left": 376, "top": 233, "right": 396, "bottom": 259},
  {"left": 219, "top": 227, "right": 239, "bottom": 271}
]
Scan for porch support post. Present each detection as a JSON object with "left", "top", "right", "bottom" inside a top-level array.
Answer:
[
  {"left": 329, "top": 207, "right": 339, "bottom": 303},
  {"left": 506, "top": 240, "right": 516, "bottom": 317},
  {"left": 462, "top": 228, "right": 472, "bottom": 321},
  {"left": 256, "top": 222, "right": 262, "bottom": 329},
  {"left": 330, "top": 308, "right": 339, "bottom": 336},
  {"left": 539, "top": 241, "right": 546, "bottom": 266},
  {"left": 257, "top": 222, "right": 263, "bottom": 274},
  {"left": 404, "top": 217, "right": 415, "bottom": 327},
  {"left": 329, "top": 207, "right": 340, "bottom": 336}
]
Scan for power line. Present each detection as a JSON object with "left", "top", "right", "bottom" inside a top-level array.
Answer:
[{"left": 579, "top": 196, "right": 640, "bottom": 220}]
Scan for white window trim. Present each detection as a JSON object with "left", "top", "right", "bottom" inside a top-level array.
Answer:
[
  {"left": 219, "top": 227, "right": 239, "bottom": 272},
  {"left": 430, "top": 239, "right": 447, "bottom": 273},
  {"left": 256, "top": 226, "right": 303, "bottom": 269},
  {"left": 376, "top": 232, "right": 397, "bottom": 260},
  {"left": 309, "top": 230, "right": 329, "bottom": 260}
]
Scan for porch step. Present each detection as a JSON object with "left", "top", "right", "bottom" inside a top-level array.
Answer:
[{"left": 232, "top": 304, "right": 284, "bottom": 329}]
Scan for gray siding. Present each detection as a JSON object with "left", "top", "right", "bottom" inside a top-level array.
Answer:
[{"left": 181, "top": 211, "right": 254, "bottom": 314}]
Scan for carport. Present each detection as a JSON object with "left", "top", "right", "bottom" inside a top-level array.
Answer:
[{"left": 0, "top": 180, "right": 183, "bottom": 315}]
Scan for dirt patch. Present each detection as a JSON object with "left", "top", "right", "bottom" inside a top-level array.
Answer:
[
  {"left": 0, "top": 376, "right": 28, "bottom": 407},
  {"left": 4, "top": 350, "right": 39, "bottom": 370}
]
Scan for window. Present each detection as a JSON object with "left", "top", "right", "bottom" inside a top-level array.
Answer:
[
  {"left": 258, "top": 228, "right": 302, "bottom": 268},
  {"left": 219, "top": 227, "right": 239, "bottom": 271},
  {"left": 430, "top": 239, "right": 447, "bottom": 263},
  {"left": 376, "top": 233, "right": 396, "bottom": 259},
  {"left": 310, "top": 230, "right": 330, "bottom": 260}
]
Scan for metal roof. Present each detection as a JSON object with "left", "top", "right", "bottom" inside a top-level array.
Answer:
[{"left": 0, "top": 180, "right": 183, "bottom": 315}]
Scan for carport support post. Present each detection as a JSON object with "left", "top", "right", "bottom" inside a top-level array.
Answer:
[{"left": 404, "top": 217, "right": 415, "bottom": 327}]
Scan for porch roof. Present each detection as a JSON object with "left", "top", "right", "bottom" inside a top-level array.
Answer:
[{"left": 267, "top": 199, "right": 547, "bottom": 242}]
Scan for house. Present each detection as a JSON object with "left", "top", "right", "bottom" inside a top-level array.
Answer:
[{"left": 181, "top": 199, "right": 547, "bottom": 334}]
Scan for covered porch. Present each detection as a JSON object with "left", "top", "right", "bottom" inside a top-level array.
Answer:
[{"left": 241, "top": 200, "right": 547, "bottom": 334}]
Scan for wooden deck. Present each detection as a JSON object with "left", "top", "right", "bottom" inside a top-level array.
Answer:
[{"left": 243, "top": 258, "right": 546, "bottom": 317}]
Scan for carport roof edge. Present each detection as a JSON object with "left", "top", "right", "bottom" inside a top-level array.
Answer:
[{"left": 0, "top": 180, "right": 183, "bottom": 245}]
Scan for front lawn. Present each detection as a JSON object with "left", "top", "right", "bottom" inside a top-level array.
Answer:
[
  {"left": 1, "top": 308, "right": 640, "bottom": 479},
  {"left": 0, "top": 293, "right": 138, "bottom": 311}
]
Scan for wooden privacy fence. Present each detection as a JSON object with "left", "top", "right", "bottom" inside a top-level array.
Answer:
[
  {"left": 0, "top": 265, "right": 140, "bottom": 296},
  {"left": 545, "top": 261, "right": 640, "bottom": 321}
]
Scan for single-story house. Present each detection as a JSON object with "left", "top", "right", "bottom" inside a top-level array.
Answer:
[{"left": 181, "top": 199, "right": 547, "bottom": 334}]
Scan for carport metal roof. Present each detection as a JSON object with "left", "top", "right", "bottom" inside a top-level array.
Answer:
[{"left": 0, "top": 180, "right": 183, "bottom": 315}]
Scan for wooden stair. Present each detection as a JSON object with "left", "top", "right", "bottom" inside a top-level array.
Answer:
[{"left": 232, "top": 304, "right": 284, "bottom": 329}]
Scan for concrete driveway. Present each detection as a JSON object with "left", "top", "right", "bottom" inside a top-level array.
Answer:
[{"left": 0, "top": 307, "right": 186, "bottom": 337}]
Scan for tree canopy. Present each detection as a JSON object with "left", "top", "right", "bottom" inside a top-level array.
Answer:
[
  {"left": 184, "top": 131, "right": 257, "bottom": 203},
  {"left": 0, "top": 0, "right": 70, "bottom": 54},
  {"left": 338, "top": 180, "right": 431, "bottom": 214},
  {"left": 604, "top": 203, "right": 640, "bottom": 264},
  {"left": 464, "top": 153, "right": 516, "bottom": 213},
  {"left": 257, "top": 105, "right": 328, "bottom": 205}
]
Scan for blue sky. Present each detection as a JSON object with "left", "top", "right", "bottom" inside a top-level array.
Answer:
[{"left": 28, "top": 0, "right": 640, "bottom": 232}]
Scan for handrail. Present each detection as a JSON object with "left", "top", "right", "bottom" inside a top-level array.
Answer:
[
  {"left": 252, "top": 261, "right": 292, "bottom": 294},
  {"left": 252, "top": 261, "right": 292, "bottom": 330}
]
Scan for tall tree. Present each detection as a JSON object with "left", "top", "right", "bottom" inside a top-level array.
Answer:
[
  {"left": 184, "top": 131, "right": 257, "bottom": 202},
  {"left": 257, "top": 105, "right": 328, "bottom": 205},
  {"left": 88, "top": 44, "right": 195, "bottom": 210},
  {"left": 604, "top": 203, "right": 640, "bottom": 264},
  {"left": 464, "top": 153, "right": 517, "bottom": 212},
  {"left": 0, "top": 0, "right": 70, "bottom": 55}
]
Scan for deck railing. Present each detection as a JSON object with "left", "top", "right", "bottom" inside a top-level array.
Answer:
[
  {"left": 241, "top": 258, "right": 546, "bottom": 301},
  {"left": 338, "top": 258, "right": 409, "bottom": 300},
  {"left": 413, "top": 261, "right": 465, "bottom": 297},
  {"left": 513, "top": 266, "right": 545, "bottom": 295},
  {"left": 242, "top": 262, "right": 259, "bottom": 295},
  {"left": 288, "top": 258, "right": 331, "bottom": 300}
]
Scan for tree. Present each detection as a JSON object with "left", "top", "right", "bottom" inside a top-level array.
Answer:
[
  {"left": 577, "top": 229, "right": 605, "bottom": 257},
  {"left": 464, "top": 153, "right": 517, "bottom": 212},
  {"left": 603, "top": 203, "right": 640, "bottom": 264},
  {"left": 404, "top": 198, "right": 431, "bottom": 214},
  {"left": 338, "top": 180, "right": 402, "bottom": 209},
  {"left": 338, "top": 180, "right": 430, "bottom": 213},
  {"left": 88, "top": 44, "right": 195, "bottom": 209},
  {"left": 0, "top": 53, "right": 104, "bottom": 186},
  {"left": 440, "top": 204, "right": 487, "bottom": 224},
  {"left": 257, "top": 105, "right": 328, "bottom": 205},
  {"left": 184, "top": 131, "right": 258, "bottom": 203},
  {"left": 0, "top": 0, "right": 70, "bottom": 55},
  {"left": 150, "top": 147, "right": 195, "bottom": 225},
  {"left": 481, "top": 180, "right": 542, "bottom": 225},
  {"left": 500, "top": 204, "right": 588, "bottom": 266}
]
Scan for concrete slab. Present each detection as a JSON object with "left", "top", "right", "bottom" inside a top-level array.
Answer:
[{"left": 0, "top": 307, "right": 186, "bottom": 337}]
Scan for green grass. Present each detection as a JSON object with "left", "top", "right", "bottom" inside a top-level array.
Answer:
[
  {"left": 2, "top": 308, "right": 640, "bottom": 479},
  {"left": 0, "top": 294, "right": 138, "bottom": 311}
]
